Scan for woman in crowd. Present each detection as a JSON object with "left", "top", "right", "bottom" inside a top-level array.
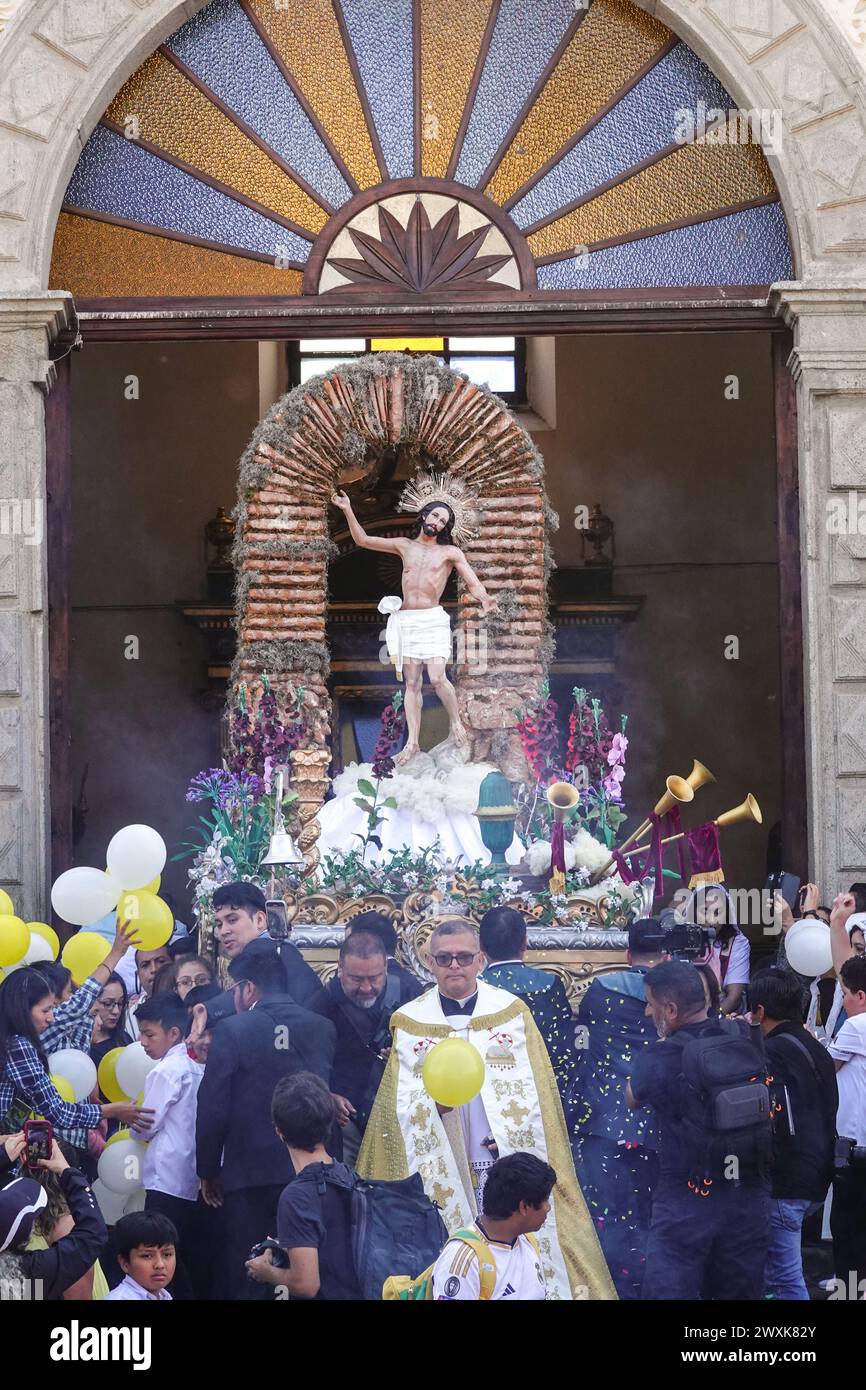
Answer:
[
  {"left": 0, "top": 969, "right": 151, "bottom": 1143},
  {"left": 89, "top": 973, "right": 133, "bottom": 1074},
  {"left": 689, "top": 885, "right": 750, "bottom": 1015},
  {"left": 152, "top": 956, "right": 215, "bottom": 1001}
]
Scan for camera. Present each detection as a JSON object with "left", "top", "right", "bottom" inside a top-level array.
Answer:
[
  {"left": 655, "top": 909, "right": 716, "bottom": 961},
  {"left": 248, "top": 1238, "right": 289, "bottom": 1269},
  {"left": 835, "top": 1136, "right": 866, "bottom": 1170}
]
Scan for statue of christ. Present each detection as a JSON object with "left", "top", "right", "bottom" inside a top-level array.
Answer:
[{"left": 332, "top": 487, "right": 495, "bottom": 765}]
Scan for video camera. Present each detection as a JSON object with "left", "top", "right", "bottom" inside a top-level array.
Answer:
[
  {"left": 635, "top": 909, "right": 716, "bottom": 962},
  {"left": 835, "top": 1136, "right": 866, "bottom": 1170},
  {"left": 248, "top": 1237, "right": 289, "bottom": 1270}
]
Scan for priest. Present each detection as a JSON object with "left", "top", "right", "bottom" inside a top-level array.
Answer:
[{"left": 356, "top": 920, "right": 616, "bottom": 1301}]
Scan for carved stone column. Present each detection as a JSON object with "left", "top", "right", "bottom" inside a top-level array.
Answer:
[
  {"left": 771, "top": 283, "right": 866, "bottom": 895},
  {"left": 0, "top": 291, "right": 75, "bottom": 918}
]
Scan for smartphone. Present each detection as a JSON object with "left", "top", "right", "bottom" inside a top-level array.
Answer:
[
  {"left": 266, "top": 899, "right": 291, "bottom": 942},
  {"left": 23, "top": 1119, "right": 53, "bottom": 1166},
  {"left": 766, "top": 871, "right": 801, "bottom": 912}
]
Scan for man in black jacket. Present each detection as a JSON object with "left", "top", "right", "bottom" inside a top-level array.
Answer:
[
  {"left": 750, "top": 968, "right": 838, "bottom": 1300},
  {"left": 626, "top": 960, "right": 772, "bottom": 1301},
  {"left": 195, "top": 939, "right": 336, "bottom": 1299},
  {"left": 309, "top": 931, "right": 417, "bottom": 1166},
  {"left": 345, "top": 911, "right": 423, "bottom": 1002},
  {"left": 212, "top": 881, "right": 323, "bottom": 1009}
]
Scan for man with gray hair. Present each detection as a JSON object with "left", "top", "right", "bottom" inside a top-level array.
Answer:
[
  {"left": 356, "top": 920, "right": 616, "bottom": 1301},
  {"left": 308, "top": 931, "right": 418, "bottom": 1166}
]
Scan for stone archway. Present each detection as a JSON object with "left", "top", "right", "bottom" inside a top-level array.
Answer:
[{"left": 232, "top": 353, "right": 552, "bottom": 792}]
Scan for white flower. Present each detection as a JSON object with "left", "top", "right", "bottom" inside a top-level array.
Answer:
[
  {"left": 403, "top": 871, "right": 420, "bottom": 889},
  {"left": 481, "top": 878, "right": 496, "bottom": 891},
  {"left": 568, "top": 828, "right": 612, "bottom": 873},
  {"left": 572, "top": 866, "right": 591, "bottom": 887},
  {"left": 499, "top": 877, "right": 523, "bottom": 897},
  {"left": 526, "top": 841, "right": 553, "bottom": 875},
  {"left": 434, "top": 874, "right": 449, "bottom": 893}
]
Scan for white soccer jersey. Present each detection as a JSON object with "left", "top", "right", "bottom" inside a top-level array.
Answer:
[{"left": 431, "top": 1223, "right": 546, "bottom": 1301}]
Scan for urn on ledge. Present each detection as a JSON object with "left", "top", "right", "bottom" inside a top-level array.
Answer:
[{"left": 475, "top": 770, "right": 517, "bottom": 874}]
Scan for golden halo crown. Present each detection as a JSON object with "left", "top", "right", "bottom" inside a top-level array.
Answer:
[{"left": 398, "top": 470, "right": 479, "bottom": 546}]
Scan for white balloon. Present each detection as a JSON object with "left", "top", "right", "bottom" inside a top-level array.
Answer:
[
  {"left": 115, "top": 1041, "right": 156, "bottom": 1100},
  {"left": 91, "top": 1178, "right": 128, "bottom": 1226},
  {"left": 51, "top": 867, "right": 121, "bottom": 927},
  {"left": 24, "top": 932, "right": 54, "bottom": 965},
  {"left": 123, "top": 1187, "right": 146, "bottom": 1215},
  {"left": 106, "top": 825, "right": 167, "bottom": 891},
  {"left": 49, "top": 1048, "right": 97, "bottom": 1103},
  {"left": 785, "top": 922, "right": 833, "bottom": 977},
  {"left": 98, "top": 1137, "right": 147, "bottom": 1195}
]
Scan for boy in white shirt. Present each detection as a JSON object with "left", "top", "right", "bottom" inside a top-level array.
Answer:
[
  {"left": 105, "top": 1211, "right": 177, "bottom": 1301},
  {"left": 828, "top": 954, "right": 866, "bottom": 1294},
  {"left": 431, "top": 1152, "right": 553, "bottom": 1301},
  {"left": 136, "top": 993, "right": 203, "bottom": 1298}
]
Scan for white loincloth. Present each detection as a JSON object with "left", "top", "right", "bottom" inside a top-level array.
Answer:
[{"left": 378, "top": 596, "right": 451, "bottom": 678}]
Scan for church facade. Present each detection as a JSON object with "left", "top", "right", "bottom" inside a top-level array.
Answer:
[{"left": 1, "top": 0, "right": 865, "bottom": 918}]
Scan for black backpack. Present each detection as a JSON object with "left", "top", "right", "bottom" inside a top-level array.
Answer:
[
  {"left": 318, "top": 1168, "right": 448, "bottom": 1301},
  {"left": 673, "top": 1020, "right": 773, "bottom": 1191}
]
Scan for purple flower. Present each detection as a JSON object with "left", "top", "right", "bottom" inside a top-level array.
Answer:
[{"left": 608, "top": 733, "right": 628, "bottom": 766}]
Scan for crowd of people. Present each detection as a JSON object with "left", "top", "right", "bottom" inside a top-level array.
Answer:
[{"left": 0, "top": 877, "right": 863, "bottom": 1302}]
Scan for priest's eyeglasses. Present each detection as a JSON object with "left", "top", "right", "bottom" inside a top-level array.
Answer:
[{"left": 431, "top": 951, "right": 477, "bottom": 968}]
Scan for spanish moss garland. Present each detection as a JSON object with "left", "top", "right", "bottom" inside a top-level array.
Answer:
[{"left": 233, "top": 354, "right": 557, "bottom": 689}]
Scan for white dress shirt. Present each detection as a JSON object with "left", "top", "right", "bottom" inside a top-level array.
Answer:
[
  {"left": 105, "top": 1274, "right": 172, "bottom": 1301},
  {"left": 141, "top": 1043, "right": 203, "bottom": 1202}
]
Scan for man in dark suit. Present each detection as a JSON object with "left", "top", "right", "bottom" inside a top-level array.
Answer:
[
  {"left": 479, "top": 906, "right": 576, "bottom": 1104},
  {"left": 196, "top": 938, "right": 335, "bottom": 1299}
]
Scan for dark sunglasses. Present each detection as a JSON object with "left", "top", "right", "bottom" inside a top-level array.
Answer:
[{"left": 432, "top": 952, "right": 477, "bottom": 968}]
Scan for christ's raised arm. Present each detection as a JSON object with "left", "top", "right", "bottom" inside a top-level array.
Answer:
[{"left": 331, "top": 490, "right": 408, "bottom": 556}]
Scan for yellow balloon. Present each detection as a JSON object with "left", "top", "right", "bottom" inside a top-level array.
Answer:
[
  {"left": 0, "top": 889, "right": 14, "bottom": 915},
  {"left": 51, "top": 1074, "right": 75, "bottom": 1104},
  {"left": 422, "top": 1037, "right": 485, "bottom": 1108},
  {"left": 61, "top": 931, "right": 110, "bottom": 986},
  {"left": 114, "top": 890, "right": 172, "bottom": 950},
  {"left": 27, "top": 922, "right": 60, "bottom": 961},
  {"left": 106, "top": 1127, "right": 132, "bottom": 1147},
  {"left": 0, "top": 914, "right": 29, "bottom": 967},
  {"left": 98, "top": 1047, "right": 127, "bottom": 1104}
]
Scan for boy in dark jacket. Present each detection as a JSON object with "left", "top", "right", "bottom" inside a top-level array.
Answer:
[{"left": 750, "top": 968, "right": 838, "bottom": 1300}]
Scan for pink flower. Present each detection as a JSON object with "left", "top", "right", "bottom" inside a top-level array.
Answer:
[
  {"left": 603, "top": 771, "right": 624, "bottom": 801},
  {"left": 608, "top": 733, "right": 629, "bottom": 766}
]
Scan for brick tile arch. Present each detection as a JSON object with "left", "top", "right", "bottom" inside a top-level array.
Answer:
[{"left": 233, "top": 353, "right": 552, "bottom": 787}]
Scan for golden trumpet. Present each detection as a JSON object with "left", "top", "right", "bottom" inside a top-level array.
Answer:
[
  {"left": 589, "top": 773, "right": 695, "bottom": 884},
  {"left": 547, "top": 781, "right": 580, "bottom": 822},
  {"left": 547, "top": 782, "right": 579, "bottom": 894},
  {"left": 684, "top": 759, "right": 715, "bottom": 794},
  {"left": 627, "top": 792, "right": 763, "bottom": 857}
]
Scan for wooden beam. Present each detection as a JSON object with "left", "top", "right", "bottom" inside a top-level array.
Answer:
[
  {"left": 73, "top": 289, "right": 783, "bottom": 342},
  {"left": 45, "top": 352, "right": 73, "bottom": 888},
  {"left": 773, "top": 329, "right": 807, "bottom": 878}
]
